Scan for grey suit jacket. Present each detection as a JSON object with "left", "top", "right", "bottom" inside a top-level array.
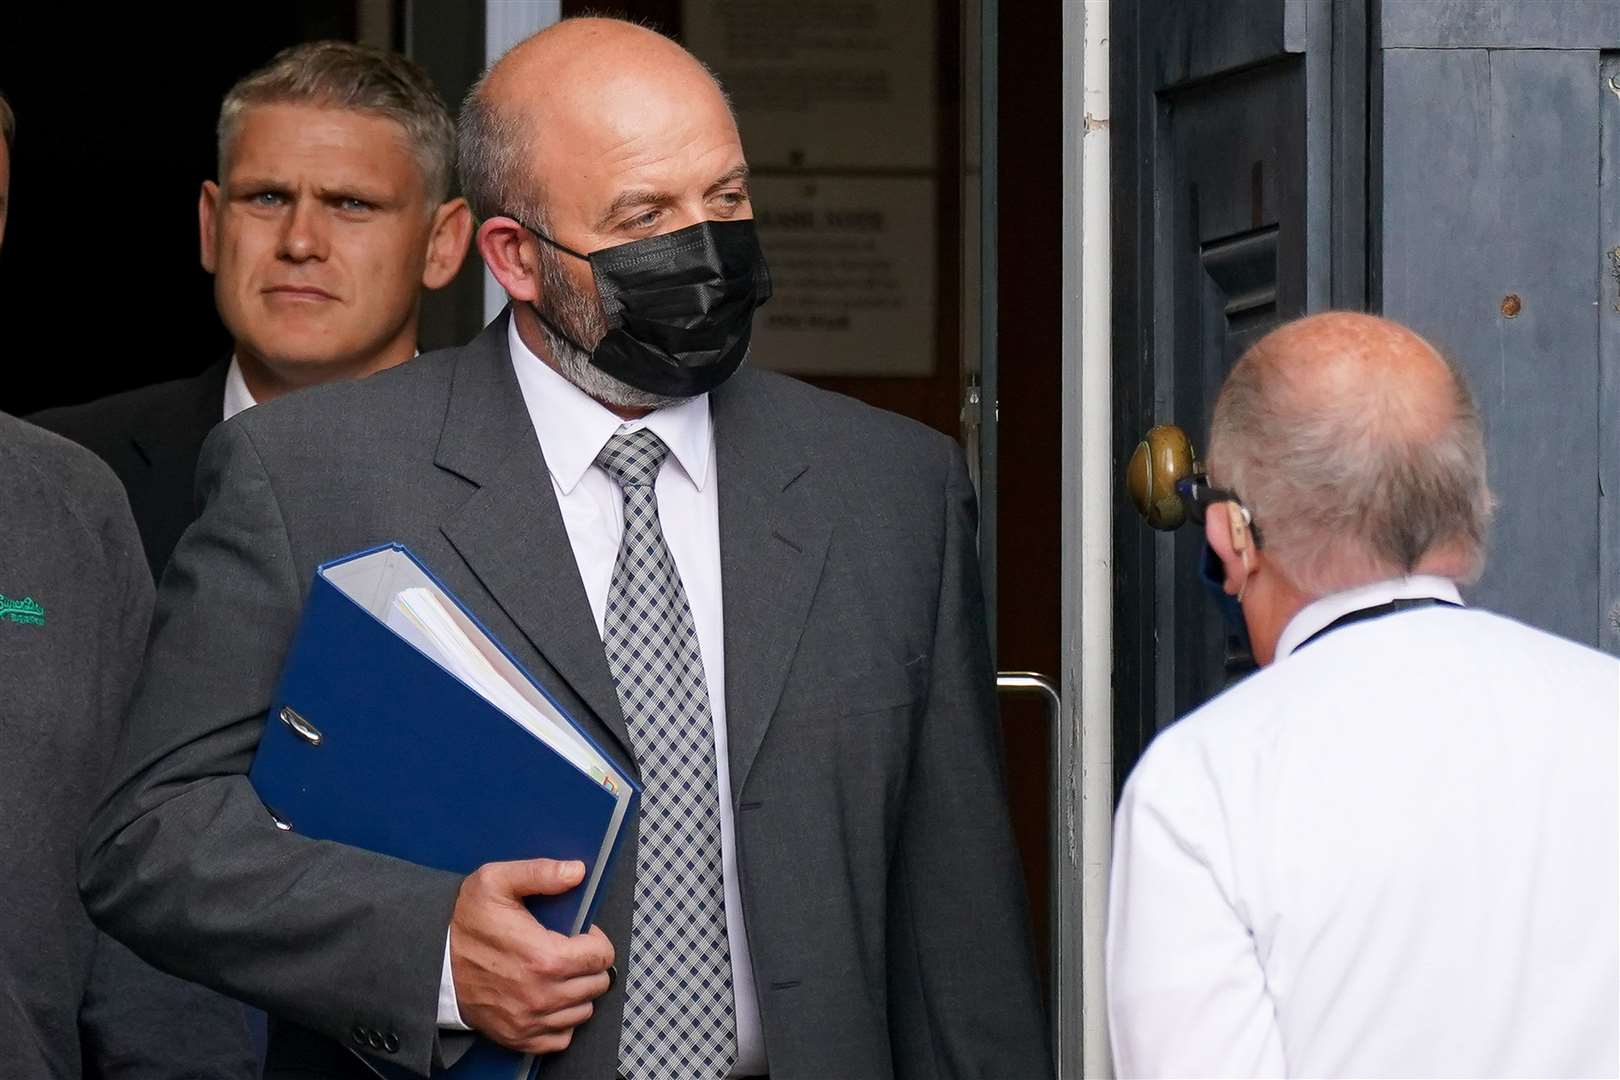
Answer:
[
  {"left": 80, "top": 315, "right": 1051, "bottom": 1079},
  {"left": 0, "top": 413, "right": 256, "bottom": 1079}
]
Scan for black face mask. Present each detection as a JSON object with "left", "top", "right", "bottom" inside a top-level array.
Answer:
[{"left": 513, "top": 216, "right": 773, "bottom": 398}]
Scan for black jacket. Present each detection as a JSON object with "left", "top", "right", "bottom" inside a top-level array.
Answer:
[{"left": 32, "top": 359, "right": 230, "bottom": 581}]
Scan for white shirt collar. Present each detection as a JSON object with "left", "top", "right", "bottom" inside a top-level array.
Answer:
[
  {"left": 1275, "top": 574, "right": 1465, "bottom": 661},
  {"left": 506, "top": 318, "right": 712, "bottom": 495},
  {"left": 222, "top": 356, "right": 258, "bottom": 421},
  {"left": 223, "top": 350, "right": 422, "bottom": 422}
]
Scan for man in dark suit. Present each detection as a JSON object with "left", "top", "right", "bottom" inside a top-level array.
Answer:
[
  {"left": 33, "top": 42, "right": 471, "bottom": 580},
  {"left": 0, "top": 92, "right": 255, "bottom": 1078},
  {"left": 80, "top": 18, "right": 1050, "bottom": 1079}
]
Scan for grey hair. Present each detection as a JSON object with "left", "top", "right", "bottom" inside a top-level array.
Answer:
[
  {"left": 456, "top": 86, "right": 546, "bottom": 228},
  {"left": 0, "top": 91, "right": 14, "bottom": 153},
  {"left": 533, "top": 240, "right": 686, "bottom": 411},
  {"left": 217, "top": 41, "right": 456, "bottom": 204},
  {"left": 1207, "top": 331, "right": 1494, "bottom": 596}
]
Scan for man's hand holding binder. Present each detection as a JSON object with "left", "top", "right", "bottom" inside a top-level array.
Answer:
[
  {"left": 449, "top": 857, "right": 615, "bottom": 1054},
  {"left": 244, "top": 545, "right": 640, "bottom": 1077}
]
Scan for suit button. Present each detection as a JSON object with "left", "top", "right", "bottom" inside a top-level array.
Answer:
[
  {"left": 368, "top": 1029, "right": 386, "bottom": 1050},
  {"left": 383, "top": 1032, "right": 400, "bottom": 1053},
  {"left": 351, "top": 1025, "right": 368, "bottom": 1045}
]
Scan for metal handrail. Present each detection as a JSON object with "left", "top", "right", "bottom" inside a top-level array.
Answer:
[
  {"left": 996, "top": 669, "right": 1064, "bottom": 1076},
  {"left": 997, "top": 670, "right": 1061, "bottom": 715}
]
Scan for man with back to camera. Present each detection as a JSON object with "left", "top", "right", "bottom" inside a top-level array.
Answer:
[
  {"left": 77, "top": 17, "right": 1052, "bottom": 1080},
  {"left": 0, "top": 90, "right": 256, "bottom": 1079},
  {"left": 33, "top": 41, "right": 472, "bottom": 580},
  {"left": 1106, "top": 312, "right": 1619, "bottom": 1077}
]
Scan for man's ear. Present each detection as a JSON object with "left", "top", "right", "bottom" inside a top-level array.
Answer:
[
  {"left": 421, "top": 197, "right": 473, "bottom": 290},
  {"left": 476, "top": 216, "right": 543, "bottom": 304},
  {"left": 1205, "top": 502, "right": 1253, "bottom": 598},
  {"left": 198, "top": 181, "right": 220, "bottom": 274}
]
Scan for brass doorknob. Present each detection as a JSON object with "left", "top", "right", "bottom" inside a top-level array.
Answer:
[{"left": 1126, "top": 424, "right": 1197, "bottom": 530}]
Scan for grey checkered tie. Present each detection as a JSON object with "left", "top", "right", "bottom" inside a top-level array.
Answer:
[{"left": 597, "top": 428, "right": 737, "bottom": 1080}]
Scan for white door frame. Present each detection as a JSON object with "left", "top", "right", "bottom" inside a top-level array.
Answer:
[{"left": 1058, "top": 2, "right": 1113, "bottom": 1076}]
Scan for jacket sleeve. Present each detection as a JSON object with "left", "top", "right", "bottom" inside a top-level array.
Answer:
[
  {"left": 1105, "top": 735, "right": 1286, "bottom": 1078},
  {"left": 885, "top": 442, "right": 1054, "bottom": 1079},
  {"left": 78, "top": 420, "right": 465, "bottom": 1078}
]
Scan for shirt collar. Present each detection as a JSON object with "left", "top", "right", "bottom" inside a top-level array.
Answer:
[
  {"left": 1275, "top": 574, "right": 1466, "bottom": 661},
  {"left": 223, "top": 350, "right": 421, "bottom": 423},
  {"left": 222, "top": 356, "right": 258, "bottom": 421},
  {"left": 507, "top": 318, "right": 712, "bottom": 495}
]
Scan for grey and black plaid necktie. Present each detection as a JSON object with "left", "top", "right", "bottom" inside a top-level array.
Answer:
[{"left": 596, "top": 428, "right": 737, "bottom": 1080}]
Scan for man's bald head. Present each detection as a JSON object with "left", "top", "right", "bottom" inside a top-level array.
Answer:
[
  {"left": 483, "top": 17, "right": 725, "bottom": 124},
  {"left": 458, "top": 15, "right": 754, "bottom": 414},
  {"left": 1208, "top": 312, "right": 1493, "bottom": 596},
  {"left": 458, "top": 17, "right": 734, "bottom": 227}
]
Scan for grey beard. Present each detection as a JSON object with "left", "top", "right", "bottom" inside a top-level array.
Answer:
[
  {"left": 531, "top": 249, "right": 687, "bottom": 412},
  {"left": 538, "top": 317, "right": 686, "bottom": 413}
]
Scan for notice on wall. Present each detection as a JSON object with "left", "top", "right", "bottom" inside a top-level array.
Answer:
[
  {"left": 747, "top": 175, "right": 936, "bottom": 377},
  {"left": 682, "top": 1, "right": 936, "bottom": 171},
  {"left": 684, "top": 0, "right": 941, "bottom": 377}
]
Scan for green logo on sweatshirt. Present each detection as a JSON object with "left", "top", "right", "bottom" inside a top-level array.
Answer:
[{"left": 0, "top": 595, "right": 45, "bottom": 626}]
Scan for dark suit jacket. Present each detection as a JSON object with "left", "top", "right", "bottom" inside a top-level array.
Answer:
[
  {"left": 79, "top": 315, "right": 1052, "bottom": 1079},
  {"left": 0, "top": 414, "right": 256, "bottom": 1079},
  {"left": 31, "top": 360, "right": 230, "bottom": 581}
]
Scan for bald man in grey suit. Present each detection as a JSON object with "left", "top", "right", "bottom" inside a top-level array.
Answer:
[{"left": 79, "top": 17, "right": 1048, "bottom": 1080}]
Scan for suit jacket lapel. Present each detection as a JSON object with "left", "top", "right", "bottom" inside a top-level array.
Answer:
[
  {"left": 713, "top": 372, "right": 830, "bottom": 795},
  {"left": 435, "top": 316, "right": 633, "bottom": 763}
]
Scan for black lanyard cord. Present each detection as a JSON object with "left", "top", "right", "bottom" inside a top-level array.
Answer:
[{"left": 1296, "top": 596, "right": 1463, "bottom": 652}]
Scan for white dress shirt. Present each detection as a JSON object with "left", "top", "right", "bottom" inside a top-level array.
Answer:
[
  {"left": 1107, "top": 576, "right": 1620, "bottom": 1078},
  {"left": 222, "top": 357, "right": 257, "bottom": 421},
  {"left": 437, "top": 321, "right": 767, "bottom": 1075}
]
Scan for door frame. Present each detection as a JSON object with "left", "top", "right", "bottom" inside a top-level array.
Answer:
[{"left": 1058, "top": 3, "right": 1113, "bottom": 1077}]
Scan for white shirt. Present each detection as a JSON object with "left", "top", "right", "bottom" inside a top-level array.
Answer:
[
  {"left": 222, "top": 356, "right": 257, "bottom": 421},
  {"left": 437, "top": 321, "right": 767, "bottom": 1075},
  {"left": 1107, "top": 576, "right": 1620, "bottom": 1078}
]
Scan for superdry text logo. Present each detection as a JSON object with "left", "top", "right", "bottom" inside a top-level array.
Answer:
[{"left": 0, "top": 595, "right": 45, "bottom": 626}]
